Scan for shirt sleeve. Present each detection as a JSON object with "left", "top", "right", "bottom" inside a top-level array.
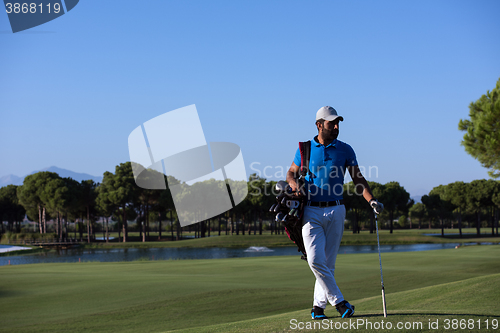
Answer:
[
  {"left": 293, "top": 147, "right": 301, "bottom": 166},
  {"left": 345, "top": 144, "right": 358, "bottom": 166}
]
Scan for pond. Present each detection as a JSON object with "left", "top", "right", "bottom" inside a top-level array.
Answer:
[{"left": 2, "top": 242, "right": 495, "bottom": 266}]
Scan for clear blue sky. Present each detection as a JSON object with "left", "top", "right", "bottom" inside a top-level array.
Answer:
[{"left": 1, "top": 0, "right": 499, "bottom": 198}]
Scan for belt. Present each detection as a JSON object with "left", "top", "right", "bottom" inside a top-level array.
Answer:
[{"left": 307, "top": 199, "right": 344, "bottom": 207}]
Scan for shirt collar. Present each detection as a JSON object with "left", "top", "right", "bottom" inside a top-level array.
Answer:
[{"left": 313, "top": 135, "right": 337, "bottom": 148}]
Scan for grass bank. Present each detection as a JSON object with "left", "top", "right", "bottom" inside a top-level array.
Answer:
[
  {"left": 80, "top": 228, "right": 500, "bottom": 250},
  {"left": 0, "top": 246, "right": 499, "bottom": 332}
]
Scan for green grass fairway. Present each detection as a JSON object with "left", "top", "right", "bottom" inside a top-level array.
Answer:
[
  {"left": 1, "top": 246, "right": 499, "bottom": 332},
  {"left": 174, "top": 274, "right": 500, "bottom": 333},
  {"left": 165, "top": 247, "right": 500, "bottom": 333}
]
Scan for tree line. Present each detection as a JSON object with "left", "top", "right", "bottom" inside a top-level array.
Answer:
[
  {"left": 414, "top": 180, "right": 500, "bottom": 237},
  {"left": 1, "top": 161, "right": 499, "bottom": 242},
  {"left": 344, "top": 179, "right": 500, "bottom": 237}
]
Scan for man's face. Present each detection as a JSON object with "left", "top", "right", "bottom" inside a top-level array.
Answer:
[{"left": 319, "top": 119, "right": 340, "bottom": 141}]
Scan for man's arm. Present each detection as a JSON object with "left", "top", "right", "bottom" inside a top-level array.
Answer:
[
  {"left": 347, "top": 165, "right": 375, "bottom": 203},
  {"left": 348, "top": 165, "right": 384, "bottom": 214},
  {"left": 286, "top": 162, "right": 300, "bottom": 192}
]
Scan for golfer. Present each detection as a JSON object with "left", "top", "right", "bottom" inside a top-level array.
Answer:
[{"left": 286, "top": 106, "right": 383, "bottom": 319}]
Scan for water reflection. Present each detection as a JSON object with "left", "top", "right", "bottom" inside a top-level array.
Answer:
[{"left": 1, "top": 242, "right": 496, "bottom": 266}]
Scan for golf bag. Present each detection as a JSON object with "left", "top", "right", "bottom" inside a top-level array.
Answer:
[{"left": 269, "top": 141, "right": 311, "bottom": 261}]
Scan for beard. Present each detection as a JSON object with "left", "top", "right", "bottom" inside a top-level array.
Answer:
[{"left": 321, "top": 128, "right": 338, "bottom": 142}]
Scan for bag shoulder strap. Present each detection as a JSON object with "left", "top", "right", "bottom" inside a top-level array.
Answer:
[{"left": 298, "top": 140, "right": 311, "bottom": 177}]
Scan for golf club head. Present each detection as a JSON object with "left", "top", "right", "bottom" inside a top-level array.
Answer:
[
  {"left": 275, "top": 180, "right": 288, "bottom": 192},
  {"left": 275, "top": 212, "right": 285, "bottom": 222}
]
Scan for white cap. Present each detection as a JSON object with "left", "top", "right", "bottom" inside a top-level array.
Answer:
[{"left": 316, "top": 106, "right": 344, "bottom": 122}]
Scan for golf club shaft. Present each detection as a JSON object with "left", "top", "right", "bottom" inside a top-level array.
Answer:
[
  {"left": 381, "top": 286, "right": 387, "bottom": 318},
  {"left": 375, "top": 213, "right": 387, "bottom": 317}
]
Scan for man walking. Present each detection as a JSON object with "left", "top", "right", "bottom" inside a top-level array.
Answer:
[{"left": 286, "top": 106, "right": 383, "bottom": 319}]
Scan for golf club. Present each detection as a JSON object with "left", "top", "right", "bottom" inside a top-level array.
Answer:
[
  {"left": 375, "top": 212, "right": 388, "bottom": 317},
  {"left": 275, "top": 212, "right": 285, "bottom": 222},
  {"left": 275, "top": 180, "right": 288, "bottom": 192}
]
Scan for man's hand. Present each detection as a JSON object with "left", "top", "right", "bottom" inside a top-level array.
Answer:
[
  {"left": 286, "top": 162, "right": 300, "bottom": 194},
  {"left": 370, "top": 199, "right": 384, "bottom": 215},
  {"left": 288, "top": 179, "right": 298, "bottom": 193}
]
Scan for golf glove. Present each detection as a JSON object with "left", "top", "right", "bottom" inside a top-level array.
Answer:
[{"left": 370, "top": 199, "right": 384, "bottom": 215}]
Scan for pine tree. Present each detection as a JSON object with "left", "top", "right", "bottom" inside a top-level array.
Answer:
[{"left": 459, "top": 78, "right": 500, "bottom": 178}]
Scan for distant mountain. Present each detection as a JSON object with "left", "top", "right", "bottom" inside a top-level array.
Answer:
[
  {"left": 0, "top": 166, "right": 103, "bottom": 187},
  {"left": 410, "top": 188, "right": 429, "bottom": 204},
  {"left": 0, "top": 174, "right": 23, "bottom": 187},
  {"left": 31, "top": 166, "right": 103, "bottom": 183}
]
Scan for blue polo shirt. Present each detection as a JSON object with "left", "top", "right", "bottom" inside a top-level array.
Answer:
[{"left": 293, "top": 136, "right": 358, "bottom": 201}]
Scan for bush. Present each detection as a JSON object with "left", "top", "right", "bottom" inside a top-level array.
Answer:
[
  {"left": 1, "top": 232, "right": 58, "bottom": 243},
  {"left": 126, "top": 222, "right": 138, "bottom": 232},
  {"left": 398, "top": 215, "right": 407, "bottom": 228}
]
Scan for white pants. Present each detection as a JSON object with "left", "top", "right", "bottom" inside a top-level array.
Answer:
[{"left": 302, "top": 205, "right": 346, "bottom": 309}]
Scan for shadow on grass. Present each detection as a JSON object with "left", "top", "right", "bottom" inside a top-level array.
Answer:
[{"left": 0, "top": 289, "right": 25, "bottom": 298}]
